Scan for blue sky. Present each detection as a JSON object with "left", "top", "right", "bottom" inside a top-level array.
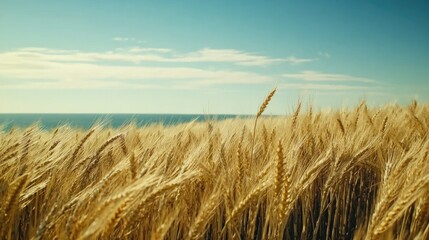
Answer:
[{"left": 0, "top": 0, "right": 428, "bottom": 114}]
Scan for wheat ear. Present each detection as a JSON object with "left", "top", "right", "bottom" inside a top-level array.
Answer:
[
  {"left": 129, "top": 152, "right": 137, "bottom": 180},
  {"left": 0, "top": 174, "right": 28, "bottom": 238},
  {"left": 71, "top": 128, "right": 95, "bottom": 162},
  {"left": 274, "top": 140, "right": 284, "bottom": 203},
  {"left": 251, "top": 88, "right": 277, "bottom": 163},
  {"left": 227, "top": 183, "right": 268, "bottom": 225},
  {"left": 373, "top": 177, "right": 429, "bottom": 237},
  {"left": 188, "top": 194, "right": 221, "bottom": 239}
]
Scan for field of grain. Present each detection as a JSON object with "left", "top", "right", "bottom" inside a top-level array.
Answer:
[{"left": 1, "top": 94, "right": 428, "bottom": 239}]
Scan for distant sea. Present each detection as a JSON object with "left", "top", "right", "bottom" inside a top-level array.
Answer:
[{"left": 0, "top": 114, "right": 248, "bottom": 130}]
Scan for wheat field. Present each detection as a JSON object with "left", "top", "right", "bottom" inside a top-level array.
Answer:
[{"left": 1, "top": 93, "right": 429, "bottom": 239}]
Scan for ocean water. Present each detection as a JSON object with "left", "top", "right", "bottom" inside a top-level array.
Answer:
[{"left": 0, "top": 114, "right": 247, "bottom": 130}]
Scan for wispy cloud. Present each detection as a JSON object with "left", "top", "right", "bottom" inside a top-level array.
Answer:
[
  {"left": 284, "top": 57, "right": 317, "bottom": 64},
  {"left": 112, "top": 37, "right": 138, "bottom": 42},
  {"left": 0, "top": 47, "right": 275, "bottom": 89},
  {"left": 280, "top": 70, "right": 380, "bottom": 92},
  {"left": 0, "top": 47, "right": 313, "bottom": 66},
  {"left": 128, "top": 47, "right": 173, "bottom": 53},
  {"left": 281, "top": 83, "right": 371, "bottom": 91},
  {"left": 180, "top": 48, "right": 285, "bottom": 66},
  {"left": 0, "top": 47, "right": 322, "bottom": 89},
  {"left": 318, "top": 52, "right": 331, "bottom": 58},
  {"left": 178, "top": 49, "right": 316, "bottom": 66},
  {"left": 282, "top": 71, "right": 376, "bottom": 83}
]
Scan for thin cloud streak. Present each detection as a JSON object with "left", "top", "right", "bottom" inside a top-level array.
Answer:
[
  {"left": 0, "top": 47, "right": 314, "bottom": 67},
  {"left": 0, "top": 49, "right": 273, "bottom": 89},
  {"left": 0, "top": 61, "right": 273, "bottom": 83},
  {"left": 281, "top": 70, "right": 380, "bottom": 92},
  {"left": 180, "top": 48, "right": 284, "bottom": 66},
  {"left": 318, "top": 52, "right": 331, "bottom": 58},
  {"left": 281, "top": 83, "right": 372, "bottom": 91},
  {"left": 0, "top": 47, "right": 321, "bottom": 89},
  {"left": 1, "top": 79, "right": 161, "bottom": 90},
  {"left": 112, "top": 37, "right": 140, "bottom": 42},
  {"left": 128, "top": 47, "right": 173, "bottom": 53},
  {"left": 283, "top": 71, "right": 376, "bottom": 83},
  {"left": 284, "top": 57, "right": 318, "bottom": 64}
]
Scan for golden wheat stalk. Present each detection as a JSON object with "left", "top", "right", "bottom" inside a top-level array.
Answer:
[{"left": 251, "top": 88, "right": 277, "bottom": 163}]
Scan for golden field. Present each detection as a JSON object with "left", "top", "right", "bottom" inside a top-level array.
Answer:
[{"left": 1, "top": 97, "right": 429, "bottom": 239}]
